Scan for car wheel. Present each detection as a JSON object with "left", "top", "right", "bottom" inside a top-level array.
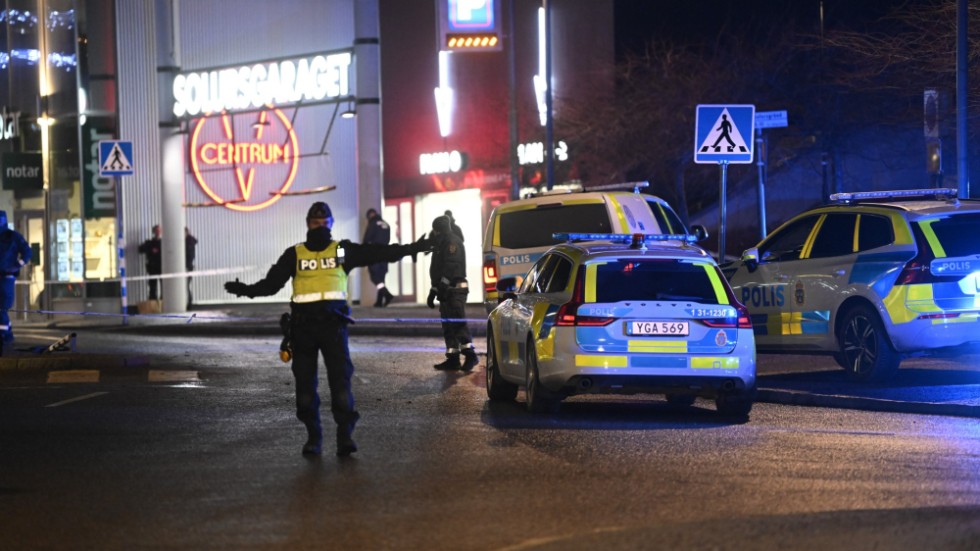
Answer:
[
  {"left": 837, "top": 304, "right": 900, "bottom": 382},
  {"left": 715, "top": 391, "right": 753, "bottom": 418},
  {"left": 525, "top": 340, "right": 560, "bottom": 413},
  {"left": 666, "top": 394, "right": 697, "bottom": 407},
  {"left": 486, "top": 330, "right": 518, "bottom": 402}
]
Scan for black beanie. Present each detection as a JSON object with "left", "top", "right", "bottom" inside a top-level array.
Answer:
[{"left": 307, "top": 201, "right": 332, "bottom": 220}]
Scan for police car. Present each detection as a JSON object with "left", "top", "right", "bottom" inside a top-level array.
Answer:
[
  {"left": 486, "top": 233, "right": 756, "bottom": 416},
  {"left": 727, "top": 188, "right": 980, "bottom": 382},
  {"left": 481, "top": 182, "right": 707, "bottom": 313}
]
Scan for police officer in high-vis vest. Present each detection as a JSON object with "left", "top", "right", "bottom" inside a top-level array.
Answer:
[{"left": 225, "top": 202, "right": 430, "bottom": 456}]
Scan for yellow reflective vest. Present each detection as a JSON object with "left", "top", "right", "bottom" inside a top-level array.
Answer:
[{"left": 292, "top": 242, "right": 347, "bottom": 303}]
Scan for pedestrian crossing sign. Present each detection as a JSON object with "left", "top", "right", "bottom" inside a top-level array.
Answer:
[
  {"left": 694, "top": 105, "right": 755, "bottom": 164},
  {"left": 98, "top": 140, "right": 134, "bottom": 176}
]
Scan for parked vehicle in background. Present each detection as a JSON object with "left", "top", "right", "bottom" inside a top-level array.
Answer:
[
  {"left": 726, "top": 188, "right": 980, "bottom": 382},
  {"left": 481, "top": 182, "right": 706, "bottom": 313},
  {"left": 486, "top": 232, "right": 756, "bottom": 417}
]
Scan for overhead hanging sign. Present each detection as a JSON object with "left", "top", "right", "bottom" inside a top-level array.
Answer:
[{"left": 437, "top": 0, "right": 503, "bottom": 51}]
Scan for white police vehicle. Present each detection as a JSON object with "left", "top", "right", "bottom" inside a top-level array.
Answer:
[
  {"left": 481, "top": 182, "right": 707, "bottom": 313},
  {"left": 727, "top": 188, "right": 980, "bottom": 381},
  {"left": 486, "top": 232, "right": 756, "bottom": 416}
]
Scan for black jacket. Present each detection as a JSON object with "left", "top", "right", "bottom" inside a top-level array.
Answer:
[{"left": 429, "top": 231, "right": 467, "bottom": 292}]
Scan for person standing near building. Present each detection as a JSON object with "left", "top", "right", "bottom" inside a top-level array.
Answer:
[
  {"left": 224, "top": 202, "right": 431, "bottom": 456},
  {"left": 0, "top": 210, "right": 32, "bottom": 352},
  {"left": 362, "top": 208, "right": 394, "bottom": 307},
  {"left": 185, "top": 227, "right": 198, "bottom": 309},
  {"left": 427, "top": 214, "right": 478, "bottom": 372},
  {"left": 138, "top": 224, "right": 162, "bottom": 301}
]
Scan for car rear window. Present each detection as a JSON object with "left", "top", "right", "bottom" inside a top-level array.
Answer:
[
  {"left": 498, "top": 204, "right": 611, "bottom": 249},
  {"left": 922, "top": 213, "right": 980, "bottom": 257},
  {"left": 592, "top": 259, "right": 723, "bottom": 304}
]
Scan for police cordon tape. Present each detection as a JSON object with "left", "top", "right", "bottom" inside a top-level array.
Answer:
[
  {"left": 10, "top": 308, "right": 486, "bottom": 325},
  {"left": 13, "top": 265, "right": 263, "bottom": 286}
]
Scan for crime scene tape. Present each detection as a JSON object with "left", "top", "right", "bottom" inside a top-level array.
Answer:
[
  {"left": 14, "top": 265, "right": 262, "bottom": 286},
  {"left": 10, "top": 308, "right": 486, "bottom": 325}
]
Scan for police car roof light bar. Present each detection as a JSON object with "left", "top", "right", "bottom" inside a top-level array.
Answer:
[
  {"left": 586, "top": 181, "right": 650, "bottom": 194},
  {"left": 830, "top": 188, "right": 958, "bottom": 203},
  {"left": 553, "top": 232, "right": 697, "bottom": 244}
]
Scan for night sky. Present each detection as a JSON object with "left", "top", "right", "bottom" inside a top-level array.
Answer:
[{"left": 613, "top": 0, "right": 923, "bottom": 57}]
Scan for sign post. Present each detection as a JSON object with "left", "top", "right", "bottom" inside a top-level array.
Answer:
[
  {"left": 694, "top": 105, "right": 755, "bottom": 262},
  {"left": 754, "top": 110, "right": 788, "bottom": 240},
  {"left": 99, "top": 140, "right": 134, "bottom": 324}
]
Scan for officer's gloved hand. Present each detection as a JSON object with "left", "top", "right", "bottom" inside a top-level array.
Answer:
[
  {"left": 426, "top": 287, "right": 438, "bottom": 309},
  {"left": 224, "top": 279, "right": 251, "bottom": 298}
]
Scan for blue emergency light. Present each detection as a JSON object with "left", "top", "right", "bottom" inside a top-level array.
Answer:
[
  {"left": 552, "top": 232, "right": 698, "bottom": 245},
  {"left": 830, "top": 188, "right": 958, "bottom": 203}
]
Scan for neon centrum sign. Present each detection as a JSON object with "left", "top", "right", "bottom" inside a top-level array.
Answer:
[
  {"left": 189, "top": 108, "right": 299, "bottom": 212},
  {"left": 173, "top": 51, "right": 353, "bottom": 117}
]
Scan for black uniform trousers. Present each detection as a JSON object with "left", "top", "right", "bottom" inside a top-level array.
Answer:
[
  {"left": 290, "top": 314, "right": 358, "bottom": 437},
  {"left": 439, "top": 287, "right": 472, "bottom": 352}
]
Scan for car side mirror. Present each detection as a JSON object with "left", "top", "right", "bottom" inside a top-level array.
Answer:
[
  {"left": 496, "top": 277, "right": 518, "bottom": 302},
  {"left": 741, "top": 247, "right": 760, "bottom": 272},
  {"left": 691, "top": 224, "right": 709, "bottom": 242}
]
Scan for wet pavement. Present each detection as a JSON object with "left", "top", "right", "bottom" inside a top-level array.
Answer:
[{"left": 2, "top": 301, "right": 978, "bottom": 418}]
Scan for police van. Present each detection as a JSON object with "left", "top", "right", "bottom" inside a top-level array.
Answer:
[
  {"left": 481, "top": 182, "right": 706, "bottom": 312},
  {"left": 726, "top": 188, "right": 980, "bottom": 382}
]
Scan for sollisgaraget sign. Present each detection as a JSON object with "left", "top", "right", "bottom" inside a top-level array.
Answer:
[{"left": 173, "top": 50, "right": 353, "bottom": 117}]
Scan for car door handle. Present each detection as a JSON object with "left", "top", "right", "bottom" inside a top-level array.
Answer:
[{"left": 834, "top": 269, "right": 846, "bottom": 276}]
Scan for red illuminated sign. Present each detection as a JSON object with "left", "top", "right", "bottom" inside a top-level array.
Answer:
[{"left": 189, "top": 108, "right": 299, "bottom": 212}]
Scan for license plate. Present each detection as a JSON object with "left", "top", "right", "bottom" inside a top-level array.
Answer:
[{"left": 626, "top": 321, "right": 690, "bottom": 336}]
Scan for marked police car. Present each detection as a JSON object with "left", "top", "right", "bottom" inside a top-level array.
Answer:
[
  {"left": 486, "top": 233, "right": 756, "bottom": 416},
  {"left": 481, "top": 182, "right": 707, "bottom": 313},
  {"left": 727, "top": 188, "right": 980, "bottom": 382}
]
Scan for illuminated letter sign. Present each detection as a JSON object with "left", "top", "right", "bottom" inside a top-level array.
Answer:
[
  {"left": 189, "top": 108, "right": 300, "bottom": 212},
  {"left": 419, "top": 150, "right": 466, "bottom": 175},
  {"left": 173, "top": 51, "right": 353, "bottom": 118}
]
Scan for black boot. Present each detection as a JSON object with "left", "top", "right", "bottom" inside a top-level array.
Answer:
[
  {"left": 381, "top": 287, "right": 394, "bottom": 306},
  {"left": 434, "top": 353, "right": 461, "bottom": 371},
  {"left": 336, "top": 412, "right": 359, "bottom": 456},
  {"left": 302, "top": 424, "right": 322, "bottom": 455},
  {"left": 460, "top": 347, "right": 479, "bottom": 372},
  {"left": 374, "top": 289, "right": 384, "bottom": 307}
]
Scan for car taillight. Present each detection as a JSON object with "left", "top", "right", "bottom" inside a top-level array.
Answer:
[
  {"left": 554, "top": 302, "right": 616, "bottom": 326},
  {"left": 701, "top": 304, "right": 753, "bottom": 329},
  {"left": 893, "top": 224, "right": 958, "bottom": 285},
  {"left": 483, "top": 257, "right": 498, "bottom": 293},
  {"left": 554, "top": 266, "right": 614, "bottom": 326}
]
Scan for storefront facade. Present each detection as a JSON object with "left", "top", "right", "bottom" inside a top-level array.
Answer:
[{"left": 0, "top": 0, "right": 612, "bottom": 314}]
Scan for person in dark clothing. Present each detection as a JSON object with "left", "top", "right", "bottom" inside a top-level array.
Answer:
[
  {"left": 363, "top": 208, "right": 394, "bottom": 307},
  {"left": 0, "top": 210, "right": 32, "bottom": 351},
  {"left": 138, "top": 224, "right": 162, "bottom": 300},
  {"left": 444, "top": 209, "right": 464, "bottom": 241},
  {"left": 225, "top": 201, "right": 431, "bottom": 457},
  {"left": 427, "top": 215, "right": 478, "bottom": 372},
  {"left": 185, "top": 227, "right": 198, "bottom": 308}
]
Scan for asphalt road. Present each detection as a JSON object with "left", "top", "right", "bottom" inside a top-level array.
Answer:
[{"left": 1, "top": 334, "right": 978, "bottom": 550}]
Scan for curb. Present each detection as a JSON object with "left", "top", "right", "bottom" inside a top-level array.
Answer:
[{"left": 756, "top": 389, "right": 980, "bottom": 419}]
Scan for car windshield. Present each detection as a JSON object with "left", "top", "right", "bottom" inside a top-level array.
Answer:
[
  {"left": 922, "top": 213, "right": 980, "bottom": 257},
  {"left": 592, "top": 259, "right": 723, "bottom": 304},
  {"left": 498, "top": 204, "right": 611, "bottom": 249}
]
